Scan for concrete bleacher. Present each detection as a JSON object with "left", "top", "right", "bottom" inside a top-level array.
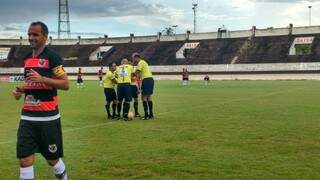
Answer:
[
  {"left": 1, "top": 25, "right": 320, "bottom": 81},
  {"left": 141, "top": 41, "right": 185, "bottom": 65},
  {"left": 236, "top": 35, "right": 293, "bottom": 64},
  {"left": 189, "top": 38, "right": 247, "bottom": 64},
  {"left": 2, "top": 34, "right": 320, "bottom": 68},
  {"left": 0, "top": 41, "right": 188, "bottom": 67}
]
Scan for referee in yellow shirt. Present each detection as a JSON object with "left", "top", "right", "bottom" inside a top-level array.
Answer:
[
  {"left": 132, "top": 53, "right": 154, "bottom": 120},
  {"left": 103, "top": 63, "right": 117, "bottom": 119},
  {"left": 115, "top": 58, "right": 134, "bottom": 120}
]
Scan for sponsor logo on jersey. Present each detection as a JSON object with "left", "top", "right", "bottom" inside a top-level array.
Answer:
[
  {"left": 24, "top": 95, "right": 40, "bottom": 106},
  {"left": 24, "top": 81, "right": 52, "bottom": 90}
]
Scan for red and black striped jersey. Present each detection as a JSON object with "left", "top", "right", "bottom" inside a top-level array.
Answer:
[
  {"left": 77, "top": 72, "right": 82, "bottom": 79},
  {"left": 22, "top": 47, "right": 64, "bottom": 121},
  {"left": 182, "top": 71, "right": 189, "bottom": 78},
  {"left": 98, "top": 69, "right": 103, "bottom": 78}
]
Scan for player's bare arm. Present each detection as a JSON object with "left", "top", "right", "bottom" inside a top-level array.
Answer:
[
  {"left": 135, "top": 70, "right": 142, "bottom": 80},
  {"left": 26, "top": 69, "right": 69, "bottom": 90},
  {"left": 12, "top": 87, "right": 24, "bottom": 100},
  {"left": 111, "top": 78, "right": 117, "bottom": 84}
]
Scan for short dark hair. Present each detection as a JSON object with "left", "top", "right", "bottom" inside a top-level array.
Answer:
[
  {"left": 30, "top": 21, "right": 48, "bottom": 36},
  {"left": 108, "top": 63, "right": 114, "bottom": 68},
  {"left": 132, "top": 52, "right": 141, "bottom": 58}
]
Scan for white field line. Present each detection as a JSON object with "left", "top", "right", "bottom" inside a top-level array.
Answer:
[{"left": 0, "top": 87, "right": 302, "bottom": 145}]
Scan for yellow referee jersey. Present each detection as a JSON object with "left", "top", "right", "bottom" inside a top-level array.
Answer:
[
  {"left": 116, "top": 64, "right": 134, "bottom": 84},
  {"left": 137, "top": 59, "right": 152, "bottom": 79},
  {"left": 103, "top": 70, "right": 116, "bottom": 88}
]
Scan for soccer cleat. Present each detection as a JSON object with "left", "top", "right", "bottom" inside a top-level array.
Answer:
[
  {"left": 135, "top": 113, "right": 141, "bottom": 117},
  {"left": 149, "top": 115, "right": 154, "bottom": 119},
  {"left": 115, "top": 114, "right": 121, "bottom": 120},
  {"left": 141, "top": 116, "right": 149, "bottom": 120},
  {"left": 106, "top": 112, "right": 112, "bottom": 120},
  {"left": 122, "top": 114, "right": 129, "bottom": 121}
]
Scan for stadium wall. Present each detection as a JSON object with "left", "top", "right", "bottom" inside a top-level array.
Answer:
[
  {"left": 1, "top": 25, "right": 320, "bottom": 45},
  {"left": 2, "top": 63, "right": 320, "bottom": 81}
]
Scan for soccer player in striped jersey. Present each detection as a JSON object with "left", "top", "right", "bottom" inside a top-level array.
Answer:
[
  {"left": 12, "top": 21, "right": 69, "bottom": 180},
  {"left": 182, "top": 68, "right": 189, "bottom": 85},
  {"left": 77, "top": 67, "right": 84, "bottom": 88},
  {"left": 98, "top": 67, "right": 104, "bottom": 86}
]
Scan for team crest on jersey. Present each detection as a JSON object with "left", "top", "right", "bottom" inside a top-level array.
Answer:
[
  {"left": 48, "top": 144, "right": 57, "bottom": 153},
  {"left": 24, "top": 95, "right": 40, "bottom": 106},
  {"left": 38, "top": 59, "right": 46, "bottom": 67}
]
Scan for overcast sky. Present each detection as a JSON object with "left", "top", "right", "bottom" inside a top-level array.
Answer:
[{"left": 0, "top": 0, "right": 319, "bottom": 39}]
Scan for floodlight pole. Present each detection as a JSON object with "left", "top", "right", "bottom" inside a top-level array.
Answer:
[
  {"left": 309, "top": 6, "right": 312, "bottom": 26},
  {"left": 192, "top": 3, "right": 198, "bottom": 33},
  {"left": 172, "top": 25, "right": 178, "bottom": 35},
  {"left": 58, "top": 0, "right": 71, "bottom": 39}
]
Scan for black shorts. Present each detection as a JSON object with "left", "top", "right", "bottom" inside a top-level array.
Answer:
[
  {"left": 183, "top": 77, "right": 189, "bottom": 81},
  {"left": 141, "top": 78, "right": 154, "bottom": 96},
  {"left": 99, "top": 77, "right": 102, "bottom": 81},
  {"left": 77, "top": 78, "right": 83, "bottom": 84},
  {"left": 104, "top": 88, "right": 117, "bottom": 102},
  {"left": 131, "top": 85, "right": 138, "bottom": 99},
  {"left": 117, "top": 83, "right": 132, "bottom": 102},
  {"left": 17, "top": 119, "right": 63, "bottom": 160}
]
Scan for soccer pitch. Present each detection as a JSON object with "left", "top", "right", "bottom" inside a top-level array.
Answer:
[{"left": 1, "top": 80, "right": 320, "bottom": 179}]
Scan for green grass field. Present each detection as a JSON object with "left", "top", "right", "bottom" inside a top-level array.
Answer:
[{"left": 1, "top": 80, "right": 320, "bottom": 179}]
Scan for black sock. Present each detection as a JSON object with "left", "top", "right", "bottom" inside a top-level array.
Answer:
[
  {"left": 143, "top": 101, "right": 149, "bottom": 117},
  {"left": 117, "top": 102, "right": 122, "bottom": 116},
  {"left": 148, "top": 101, "right": 153, "bottom": 116},
  {"left": 134, "top": 101, "right": 138, "bottom": 114},
  {"left": 112, "top": 103, "right": 116, "bottom": 116},
  {"left": 123, "top": 102, "right": 130, "bottom": 118},
  {"left": 105, "top": 103, "right": 111, "bottom": 116}
]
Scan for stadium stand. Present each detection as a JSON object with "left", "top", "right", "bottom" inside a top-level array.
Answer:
[
  {"left": 1, "top": 26, "right": 320, "bottom": 68},
  {"left": 189, "top": 38, "right": 247, "bottom": 64}
]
